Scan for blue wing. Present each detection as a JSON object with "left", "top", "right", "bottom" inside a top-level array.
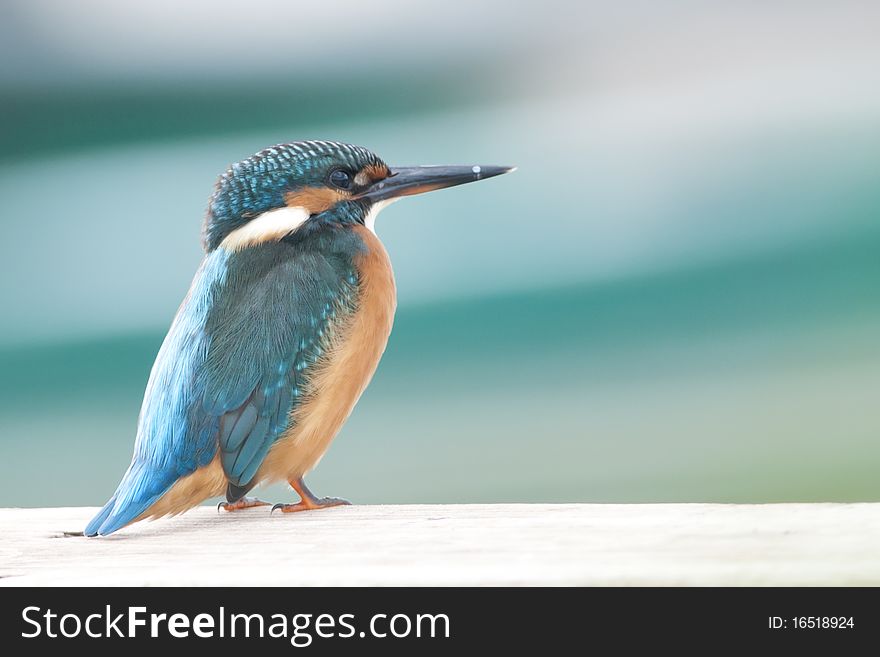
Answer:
[{"left": 85, "top": 237, "right": 360, "bottom": 536}]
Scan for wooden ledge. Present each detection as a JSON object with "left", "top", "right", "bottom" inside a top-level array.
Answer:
[{"left": 1, "top": 504, "right": 878, "bottom": 586}]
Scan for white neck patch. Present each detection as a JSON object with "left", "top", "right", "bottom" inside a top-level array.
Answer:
[
  {"left": 220, "top": 205, "right": 310, "bottom": 251},
  {"left": 220, "top": 198, "right": 398, "bottom": 250},
  {"left": 364, "top": 198, "right": 399, "bottom": 234}
]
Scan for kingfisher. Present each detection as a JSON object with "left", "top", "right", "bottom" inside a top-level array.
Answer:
[{"left": 84, "top": 140, "right": 512, "bottom": 536}]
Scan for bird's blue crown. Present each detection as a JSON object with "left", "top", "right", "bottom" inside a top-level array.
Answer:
[{"left": 204, "top": 140, "right": 386, "bottom": 251}]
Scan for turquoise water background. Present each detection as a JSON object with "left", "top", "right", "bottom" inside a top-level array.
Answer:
[{"left": 1, "top": 2, "right": 878, "bottom": 506}]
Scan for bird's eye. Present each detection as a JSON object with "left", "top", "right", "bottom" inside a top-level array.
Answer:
[{"left": 329, "top": 169, "right": 353, "bottom": 190}]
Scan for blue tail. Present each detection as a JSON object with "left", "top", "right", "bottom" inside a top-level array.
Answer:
[
  {"left": 84, "top": 463, "right": 177, "bottom": 536},
  {"left": 83, "top": 497, "right": 116, "bottom": 536}
]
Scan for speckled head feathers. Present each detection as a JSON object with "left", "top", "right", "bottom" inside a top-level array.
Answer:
[{"left": 204, "top": 140, "right": 388, "bottom": 251}]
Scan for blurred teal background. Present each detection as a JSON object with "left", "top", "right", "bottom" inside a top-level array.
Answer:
[{"left": 1, "top": 1, "right": 878, "bottom": 507}]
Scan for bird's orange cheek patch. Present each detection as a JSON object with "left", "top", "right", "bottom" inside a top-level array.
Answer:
[{"left": 284, "top": 187, "right": 347, "bottom": 214}]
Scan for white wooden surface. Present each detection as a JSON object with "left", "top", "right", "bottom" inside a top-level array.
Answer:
[{"left": 0, "top": 504, "right": 878, "bottom": 586}]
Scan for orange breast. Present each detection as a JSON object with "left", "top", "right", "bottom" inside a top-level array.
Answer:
[{"left": 257, "top": 225, "right": 397, "bottom": 482}]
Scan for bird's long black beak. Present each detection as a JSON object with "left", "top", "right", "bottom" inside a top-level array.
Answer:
[{"left": 357, "top": 164, "right": 515, "bottom": 203}]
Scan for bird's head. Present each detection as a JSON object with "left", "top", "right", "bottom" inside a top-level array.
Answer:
[{"left": 204, "top": 140, "right": 513, "bottom": 251}]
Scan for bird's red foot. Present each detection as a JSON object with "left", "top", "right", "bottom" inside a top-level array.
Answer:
[
  {"left": 271, "top": 497, "right": 351, "bottom": 514},
  {"left": 218, "top": 496, "right": 271, "bottom": 512},
  {"left": 271, "top": 477, "right": 351, "bottom": 514}
]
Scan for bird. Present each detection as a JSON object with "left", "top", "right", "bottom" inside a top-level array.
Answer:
[{"left": 84, "top": 140, "right": 513, "bottom": 536}]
